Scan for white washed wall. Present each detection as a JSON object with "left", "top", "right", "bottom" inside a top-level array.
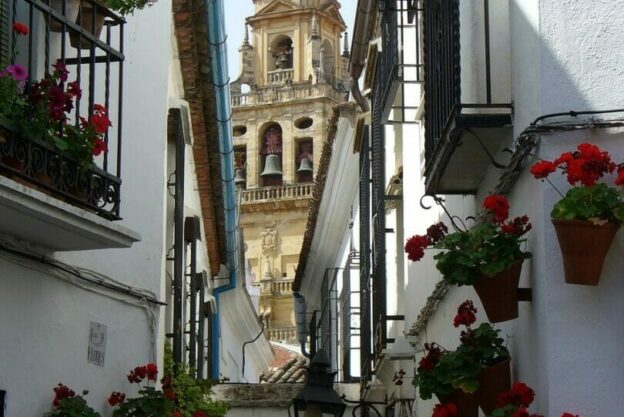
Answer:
[
  {"left": 0, "top": 2, "right": 173, "bottom": 415},
  {"left": 408, "top": 1, "right": 624, "bottom": 417}
]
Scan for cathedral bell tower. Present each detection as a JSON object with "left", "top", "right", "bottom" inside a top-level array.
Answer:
[{"left": 230, "top": 0, "right": 349, "bottom": 345}]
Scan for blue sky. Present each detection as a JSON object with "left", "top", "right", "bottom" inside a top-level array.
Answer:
[{"left": 224, "top": 1, "right": 357, "bottom": 80}]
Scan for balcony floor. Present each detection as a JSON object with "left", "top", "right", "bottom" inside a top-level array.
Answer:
[{"left": 0, "top": 176, "right": 140, "bottom": 251}]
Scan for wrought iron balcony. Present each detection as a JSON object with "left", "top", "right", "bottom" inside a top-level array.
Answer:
[
  {"left": 0, "top": 0, "right": 125, "bottom": 220},
  {"left": 370, "top": 0, "right": 423, "bottom": 124},
  {"left": 422, "top": 0, "right": 513, "bottom": 194}
]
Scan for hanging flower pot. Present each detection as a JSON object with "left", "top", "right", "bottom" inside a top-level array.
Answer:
[
  {"left": 530, "top": 143, "right": 624, "bottom": 285},
  {"left": 473, "top": 261, "right": 523, "bottom": 323},
  {"left": 478, "top": 357, "right": 511, "bottom": 415},
  {"left": 49, "top": 0, "right": 81, "bottom": 32},
  {"left": 552, "top": 219, "right": 619, "bottom": 285},
  {"left": 70, "top": 0, "right": 106, "bottom": 49}
]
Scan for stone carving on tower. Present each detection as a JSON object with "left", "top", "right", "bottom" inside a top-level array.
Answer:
[{"left": 231, "top": 0, "right": 349, "bottom": 346}]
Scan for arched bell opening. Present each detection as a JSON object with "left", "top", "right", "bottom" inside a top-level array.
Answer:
[
  {"left": 296, "top": 139, "right": 313, "bottom": 183},
  {"left": 259, "top": 123, "right": 283, "bottom": 187}
]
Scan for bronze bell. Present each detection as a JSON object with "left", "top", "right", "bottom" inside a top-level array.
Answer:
[
  {"left": 297, "top": 156, "right": 313, "bottom": 173},
  {"left": 234, "top": 168, "right": 246, "bottom": 186},
  {"left": 260, "top": 154, "right": 283, "bottom": 177}
]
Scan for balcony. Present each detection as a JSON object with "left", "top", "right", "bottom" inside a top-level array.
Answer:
[
  {"left": 0, "top": 0, "right": 138, "bottom": 250},
  {"left": 271, "top": 279, "right": 293, "bottom": 296},
  {"left": 422, "top": 0, "right": 513, "bottom": 194},
  {"left": 231, "top": 82, "right": 346, "bottom": 108},
  {"left": 240, "top": 183, "right": 313, "bottom": 212},
  {"left": 267, "top": 326, "right": 297, "bottom": 344},
  {"left": 267, "top": 68, "right": 294, "bottom": 84},
  {"left": 371, "top": 0, "right": 423, "bottom": 124}
]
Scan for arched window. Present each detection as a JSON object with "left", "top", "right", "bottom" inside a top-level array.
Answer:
[
  {"left": 296, "top": 139, "right": 313, "bottom": 183},
  {"left": 321, "top": 40, "right": 334, "bottom": 82},
  {"left": 269, "top": 35, "right": 293, "bottom": 71},
  {"left": 260, "top": 123, "right": 283, "bottom": 186}
]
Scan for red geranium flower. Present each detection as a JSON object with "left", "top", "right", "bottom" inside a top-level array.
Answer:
[
  {"left": 52, "top": 61, "right": 69, "bottom": 82},
  {"left": 453, "top": 300, "right": 477, "bottom": 328},
  {"left": 501, "top": 215, "right": 531, "bottom": 236},
  {"left": 529, "top": 160, "right": 557, "bottom": 179},
  {"left": 497, "top": 382, "right": 535, "bottom": 408},
  {"left": 107, "top": 392, "right": 126, "bottom": 406},
  {"left": 560, "top": 413, "right": 579, "bottom": 417},
  {"left": 432, "top": 403, "right": 458, "bottom": 417},
  {"left": 405, "top": 234, "right": 429, "bottom": 261},
  {"left": 52, "top": 383, "right": 76, "bottom": 407},
  {"left": 615, "top": 167, "right": 624, "bottom": 186},
  {"left": 172, "top": 410, "right": 182, "bottom": 417},
  {"left": 90, "top": 113, "right": 112, "bottom": 134},
  {"left": 426, "top": 222, "right": 448, "bottom": 244},
  {"left": 12, "top": 22, "right": 29, "bottom": 35},
  {"left": 92, "top": 139, "right": 107, "bottom": 156},
  {"left": 418, "top": 343, "right": 443, "bottom": 371},
  {"left": 146, "top": 363, "right": 158, "bottom": 381},
  {"left": 192, "top": 411, "right": 207, "bottom": 417},
  {"left": 483, "top": 194, "right": 510, "bottom": 223},
  {"left": 67, "top": 81, "right": 82, "bottom": 99},
  {"left": 164, "top": 388, "right": 177, "bottom": 400}
]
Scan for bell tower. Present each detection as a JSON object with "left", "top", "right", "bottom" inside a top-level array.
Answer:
[{"left": 231, "top": 0, "right": 349, "bottom": 346}]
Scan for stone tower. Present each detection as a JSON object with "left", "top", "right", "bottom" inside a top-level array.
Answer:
[{"left": 231, "top": 0, "right": 349, "bottom": 345}]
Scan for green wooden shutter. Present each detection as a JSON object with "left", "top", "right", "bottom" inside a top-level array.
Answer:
[{"left": 0, "top": 0, "right": 10, "bottom": 65}]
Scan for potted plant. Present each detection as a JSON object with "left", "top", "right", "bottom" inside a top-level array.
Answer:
[
  {"left": 405, "top": 195, "right": 531, "bottom": 322},
  {"left": 414, "top": 343, "right": 480, "bottom": 417},
  {"left": 415, "top": 301, "right": 513, "bottom": 417},
  {"left": 486, "top": 382, "right": 579, "bottom": 417},
  {"left": 71, "top": 0, "right": 156, "bottom": 48},
  {"left": 530, "top": 142, "right": 624, "bottom": 285},
  {"left": 0, "top": 53, "right": 109, "bottom": 163},
  {"left": 44, "top": 383, "right": 100, "bottom": 417},
  {"left": 109, "top": 359, "right": 228, "bottom": 417},
  {"left": 0, "top": 36, "right": 110, "bottom": 203},
  {"left": 453, "top": 301, "right": 510, "bottom": 415},
  {"left": 49, "top": 0, "right": 82, "bottom": 32}
]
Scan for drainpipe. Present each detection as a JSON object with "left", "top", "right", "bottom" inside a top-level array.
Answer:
[
  {"left": 205, "top": 0, "right": 237, "bottom": 380},
  {"left": 349, "top": 0, "right": 375, "bottom": 113}
]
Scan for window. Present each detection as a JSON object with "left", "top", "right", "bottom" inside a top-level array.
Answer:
[
  {"left": 260, "top": 123, "right": 283, "bottom": 186},
  {"left": 296, "top": 139, "right": 313, "bottom": 183}
]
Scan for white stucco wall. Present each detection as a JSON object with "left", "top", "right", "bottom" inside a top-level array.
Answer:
[{"left": 407, "top": 1, "right": 624, "bottom": 416}]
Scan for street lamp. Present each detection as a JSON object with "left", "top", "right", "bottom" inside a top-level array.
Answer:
[{"left": 291, "top": 349, "right": 346, "bottom": 417}]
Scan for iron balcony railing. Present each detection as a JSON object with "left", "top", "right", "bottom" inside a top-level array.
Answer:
[
  {"left": 0, "top": 0, "right": 125, "bottom": 219},
  {"left": 423, "top": 0, "right": 460, "bottom": 161},
  {"left": 378, "top": 0, "right": 424, "bottom": 124}
]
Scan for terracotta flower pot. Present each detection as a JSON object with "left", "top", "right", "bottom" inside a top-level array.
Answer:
[
  {"left": 552, "top": 219, "right": 620, "bottom": 285},
  {"left": 479, "top": 357, "right": 511, "bottom": 415},
  {"left": 49, "top": 0, "right": 81, "bottom": 32},
  {"left": 473, "top": 261, "right": 523, "bottom": 323},
  {"left": 437, "top": 390, "right": 479, "bottom": 417},
  {"left": 70, "top": 0, "right": 106, "bottom": 49}
]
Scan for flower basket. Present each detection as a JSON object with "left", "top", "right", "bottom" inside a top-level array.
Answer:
[
  {"left": 437, "top": 390, "right": 479, "bottom": 417},
  {"left": 473, "top": 261, "right": 523, "bottom": 323},
  {"left": 49, "top": 0, "right": 81, "bottom": 32},
  {"left": 70, "top": 0, "right": 106, "bottom": 49},
  {"left": 478, "top": 357, "right": 511, "bottom": 415},
  {"left": 552, "top": 219, "right": 619, "bottom": 285}
]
